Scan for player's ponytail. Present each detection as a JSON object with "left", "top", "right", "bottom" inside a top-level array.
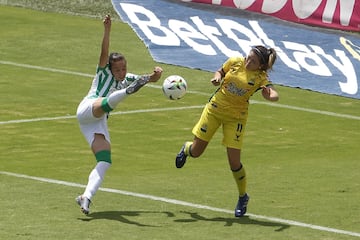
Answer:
[{"left": 267, "top": 48, "right": 277, "bottom": 71}]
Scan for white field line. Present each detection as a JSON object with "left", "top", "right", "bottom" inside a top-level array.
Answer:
[
  {"left": 0, "top": 106, "right": 205, "bottom": 125},
  {"left": 0, "top": 60, "right": 93, "bottom": 78},
  {"left": 1, "top": 171, "right": 359, "bottom": 238},
  {"left": 1, "top": 61, "right": 360, "bottom": 125}
]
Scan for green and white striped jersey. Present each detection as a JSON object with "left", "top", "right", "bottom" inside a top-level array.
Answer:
[{"left": 85, "top": 64, "right": 139, "bottom": 99}]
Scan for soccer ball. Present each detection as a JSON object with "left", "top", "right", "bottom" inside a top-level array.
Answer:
[{"left": 162, "top": 75, "right": 187, "bottom": 100}]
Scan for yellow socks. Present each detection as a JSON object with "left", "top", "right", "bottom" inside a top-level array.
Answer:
[{"left": 232, "top": 166, "right": 247, "bottom": 197}]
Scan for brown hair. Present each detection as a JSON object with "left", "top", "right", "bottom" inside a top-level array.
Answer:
[
  {"left": 108, "top": 52, "right": 126, "bottom": 70},
  {"left": 252, "top": 46, "right": 277, "bottom": 71}
]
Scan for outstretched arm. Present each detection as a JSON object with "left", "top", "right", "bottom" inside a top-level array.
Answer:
[
  {"left": 147, "top": 66, "right": 163, "bottom": 83},
  {"left": 99, "top": 15, "right": 111, "bottom": 68}
]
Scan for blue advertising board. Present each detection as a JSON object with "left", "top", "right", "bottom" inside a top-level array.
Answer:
[{"left": 112, "top": 0, "right": 360, "bottom": 99}]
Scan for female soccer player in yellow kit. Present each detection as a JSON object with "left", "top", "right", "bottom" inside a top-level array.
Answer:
[{"left": 176, "top": 46, "right": 279, "bottom": 217}]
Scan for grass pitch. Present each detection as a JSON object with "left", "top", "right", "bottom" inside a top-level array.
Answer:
[{"left": 0, "top": 2, "right": 360, "bottom": 240}]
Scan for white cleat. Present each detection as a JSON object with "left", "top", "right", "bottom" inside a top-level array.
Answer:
[
  {"left": 75, "top": 195, "right": 91, "bottom": 215},
  {"left": 126, "top": 75, "right": 150, "bottom": 94}
]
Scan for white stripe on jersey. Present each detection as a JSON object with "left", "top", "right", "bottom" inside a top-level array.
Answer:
[{"left": 85, "top": 64, "right": 139, "bottom": 98}]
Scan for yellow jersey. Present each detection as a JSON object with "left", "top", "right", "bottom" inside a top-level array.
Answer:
[{"left": 209, "top": 57, "right": 272, "bottom": 119}]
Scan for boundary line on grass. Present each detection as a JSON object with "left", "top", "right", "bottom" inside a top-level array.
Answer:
[
  {"left": 0, "top": 60, "right": 360, "bottom": 124},
  {"left": 0, "top": 102, "right": 359, "bottom": 126},
  {"left": 1, "top": 170, "right": 359, "bottom": 238}
]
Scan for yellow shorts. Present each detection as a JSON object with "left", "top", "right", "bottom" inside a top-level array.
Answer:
[{"left": 192, "top": 103, "right": 248, "bottom": 149}]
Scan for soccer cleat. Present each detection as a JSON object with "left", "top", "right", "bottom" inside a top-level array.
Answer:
[
  {"left": 76, "top": 195, "right": 91, "bottom": 215},
  {"left": 175, "top": 144, "right": 188, "bottom": 168},
  {"left": 234, "top": 193, "right": 249, "bottom": 217},
  {"left": 126, "top": 75, "right": 150, "bottom": 94}
]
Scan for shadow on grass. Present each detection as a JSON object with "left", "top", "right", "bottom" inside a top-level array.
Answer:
[
  {"left": 175, "top": 211, "right": 290, "bottom": 231},
  {"left": 78, "top": 210, "right": 290, "bottom": 231},
  {"left": 78, "top": 211, "right": 175, "bottom": 227}
]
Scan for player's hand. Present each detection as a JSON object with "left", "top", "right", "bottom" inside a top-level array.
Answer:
[
  {"left": 154, "top": 66, "right": 163, "bottom": 74},
  {"left": 149, "top": 66, "right": 163, "bottom": 82},
  {"left": 261, "top": 85, "right": 279, "bottom": 101},
  {"left": 103, "top": 14, "right": 111, "bottom": 30},
  {"left": 211, "top": 77, "right": 221, "bottom": 86},
  {"left": 261, "top": 85, "right": 271, "bottom": 95}
]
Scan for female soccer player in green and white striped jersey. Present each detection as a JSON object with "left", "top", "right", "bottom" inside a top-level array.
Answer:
[{"left": 75, "top": 15, "right": 163, "bottom": 215}]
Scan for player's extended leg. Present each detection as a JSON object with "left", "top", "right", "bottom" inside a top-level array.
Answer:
[
  {"left": 92, "top": 76, "right": 151, "bottom": 118},
  {"left": 125, "top": 75, "right": 150, "bottom": 94},
  {"left": 227, "top": 148, "right": 249, "bottom": 217},
  {"left": 175, "top": 136, "right": 208, "bottom": 168},
  {"left": 77, "top": 134, "right": 112, "bottom": 215},
  {"left": 92, "top": 89, "right": 128, "bottom": 118},
  {"left": 176, "top": 104, "right": 219, "bottom": 168}
]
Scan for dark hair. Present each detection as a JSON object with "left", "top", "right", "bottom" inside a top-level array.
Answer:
[
  {"left": 252, "top": 46, "right": 277, "bottom": 71},
  {"left": 108, "top": 52, "right": 126, "bottom": 70}
]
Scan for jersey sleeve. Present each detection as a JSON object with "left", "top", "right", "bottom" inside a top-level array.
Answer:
[
  {"left": 222, "top": 57, "right": 244, "bottom": 73},
  {"left": 255, "top": 74, "right": 273, "bottom": 92},
  {"left": 261, "top": 72, "right": 273, "bottom": 86},
  {"left": 96, "top": 64, "right": 108, "bottom": 74}
]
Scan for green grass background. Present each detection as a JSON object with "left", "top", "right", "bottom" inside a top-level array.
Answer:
[{"left": 0, "top": 1, "right": 359, "bottom": 239}]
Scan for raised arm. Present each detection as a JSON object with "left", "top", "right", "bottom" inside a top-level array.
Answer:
[{"left": 99, "top": 15, "right": 111, "bottom": 68}]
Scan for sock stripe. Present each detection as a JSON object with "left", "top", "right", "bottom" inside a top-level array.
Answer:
[
  {"left": 101, "top": 98, "right": 113, "bottom": 113},
  {"left": 231, "top": 165, "right": 243, "bottom": 172},
  {"left": 95, "top": 150, "right": 112, "bottom": 164}
]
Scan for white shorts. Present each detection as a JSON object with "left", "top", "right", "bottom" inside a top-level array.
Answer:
[{"left": 76, "top": 98, "right": 110, "bottom": 146}]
